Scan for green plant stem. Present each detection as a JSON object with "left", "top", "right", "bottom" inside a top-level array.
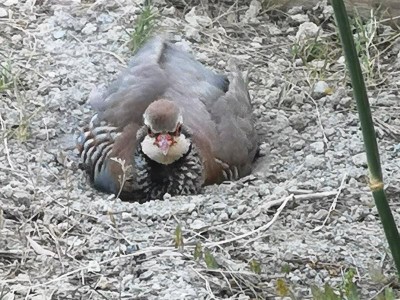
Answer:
[{"left": 331, "top": 0, "right": 400, "bottom": 278}]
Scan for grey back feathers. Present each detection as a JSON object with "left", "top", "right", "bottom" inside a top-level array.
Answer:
[{"left": 78, "top": 36, "right": 258, "bottom": 201}]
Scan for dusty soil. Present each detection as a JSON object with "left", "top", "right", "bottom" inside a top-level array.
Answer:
[{"left": 1, "top": 0, "right": 400, "bottom": 299}]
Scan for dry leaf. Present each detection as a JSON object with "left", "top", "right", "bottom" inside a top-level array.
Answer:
[{"left": 26, "top": 236, "right": 57, "bottom": 258}]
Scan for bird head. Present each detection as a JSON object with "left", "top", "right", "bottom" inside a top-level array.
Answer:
[{"left": 141, "top": 99, "right": 191, "bottom": 165}]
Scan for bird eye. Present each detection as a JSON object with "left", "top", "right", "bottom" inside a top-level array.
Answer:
[
  {"left": 147, "top": 127, "right": 155, "bottom": 137},
  {"left": 172, "top": 124, "right": 182, "bottom": 136}
]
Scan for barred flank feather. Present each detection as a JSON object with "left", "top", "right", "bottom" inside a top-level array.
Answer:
[{"left": 77, "top": 114, "right": 120, "bottom": 182}]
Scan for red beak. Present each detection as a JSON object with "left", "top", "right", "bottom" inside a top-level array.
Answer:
[{"left": 155, "top": 134, "right": 173, "bottom": 155}]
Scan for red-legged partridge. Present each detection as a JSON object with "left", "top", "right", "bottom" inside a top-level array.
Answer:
[{"left": 77, "top": 37, "right": 258, "bottom": 202}]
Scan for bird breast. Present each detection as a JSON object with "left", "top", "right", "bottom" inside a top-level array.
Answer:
[{"left": 134, "top": 142, "right": 204, "bottom": 200}]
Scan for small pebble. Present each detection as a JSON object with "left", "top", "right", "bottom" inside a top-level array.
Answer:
[
  {"left": 82, "top": 23, "right": 97, "bottom": 35},
  {"left": 53, "top": 30, "right": 66, "bottom": 39},
  {"left": 139, "top": 270, "right": 154, "bottom": 280},
  {"left": 122, "top": 212, "right": 131, "bottom": 220},
  {"left": 313, "top": 81, "right": 332, "bottom": 99},
  {"left": 292, "top": 140, "right": 305, "bottom": 150},
  {"left": 190, "top": 219, "right": 207, "bottom": 230},
  {"left": 304, "top": 154, "right": 325, "bottom": 169},
  {"left": 314, "top": 209, "right": 328, "bottom": 220},
  {"left": 352, "top": 153, "right": 367, "bottom": 167},
  {"left": 0, "top": 8, "right": 8, "bottom": 17},
  {"left": 296, "top": 22, "right": 320, "bottom": 42},
  {"left": 219, "top": 212, "right": 229, "bottom": 221},
  {"left": 310, "top": 141, "right": 325, "bottom": 154}
]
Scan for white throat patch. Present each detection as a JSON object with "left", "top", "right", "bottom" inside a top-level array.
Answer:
[{"left": 141, "top": 133, "right": 191, "bottom": 165}]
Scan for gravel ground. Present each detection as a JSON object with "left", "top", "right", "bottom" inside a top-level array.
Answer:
[{"left": 1, "top": 0, "right": 400, "bottom": 299}]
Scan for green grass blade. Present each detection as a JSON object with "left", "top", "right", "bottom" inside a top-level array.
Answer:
[
  {"left": 331, "top": 0, "right": 400, "bottom": 278},
  {"left": 129, "top": 2, "right": 158, "bottom": 53}
]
